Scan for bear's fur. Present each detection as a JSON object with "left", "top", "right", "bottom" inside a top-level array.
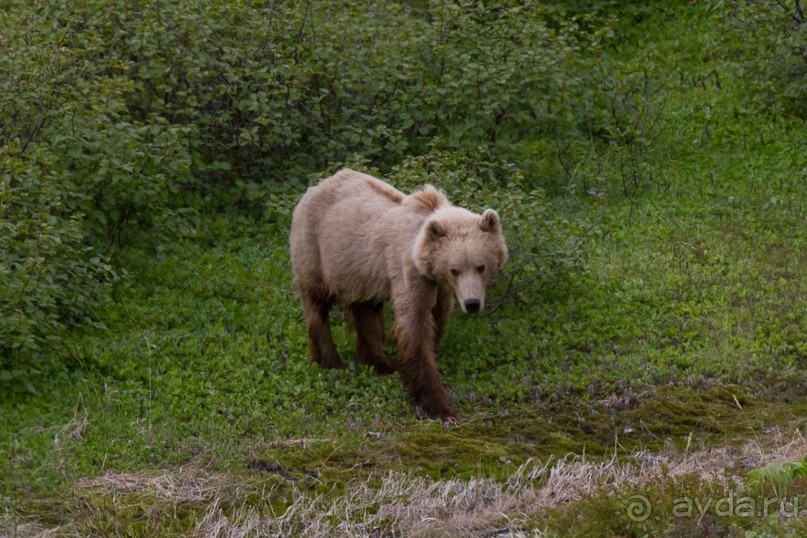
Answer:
[{"left": 289, "top": 169, "right": 507, "bottom": 420}]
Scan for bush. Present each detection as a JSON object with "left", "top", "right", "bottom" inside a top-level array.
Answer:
[
  {"left": 715, "top": 0, "right": 807, "bottom": 118},
  {"left": 0, "top": 148, "right": 113, "bottom": 386},
  {"left": 0, "top": 3, "right": 191, "bottom": 372},
  {"left": 5, "top": 1, "right": 592, "bottom": 198}
]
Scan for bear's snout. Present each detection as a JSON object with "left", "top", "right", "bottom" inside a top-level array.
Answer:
[{"left": 463, "top": 298, "right": 481, "bottom": 313}]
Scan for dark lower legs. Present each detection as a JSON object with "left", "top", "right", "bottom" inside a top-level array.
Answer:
[
  {"left": 301, "top": 295, "right": 396, "bottom": 374},
  {"left": 394, "top": 312, "right": 455, "bottom": 421},
  {"left": 301, "top": 292, "right": 342, "bottom": 369},
  {"left": 350, "top": 301, "right": 396, "bottom": 375},
  {"left": 300, "top": 291, "right": 454, "bottom": 421}
]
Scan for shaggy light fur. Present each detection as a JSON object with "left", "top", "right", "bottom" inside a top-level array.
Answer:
[{"left": 289, "top": 169, "right": 507, "bottom": 420}]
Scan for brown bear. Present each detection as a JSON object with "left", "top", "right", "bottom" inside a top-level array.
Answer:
[{"left": 289, "top": 169, "right": 507, "bottom": 421}]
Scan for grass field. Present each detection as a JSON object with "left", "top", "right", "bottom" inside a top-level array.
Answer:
[{"left": 2, "top": 2, "right": 807, "bottom": 537}]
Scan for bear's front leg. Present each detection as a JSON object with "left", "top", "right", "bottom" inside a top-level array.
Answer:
[{"left": 394, "top": 291, "right": 455, "bottom": 421}]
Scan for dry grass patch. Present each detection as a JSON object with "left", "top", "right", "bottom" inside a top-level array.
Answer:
[{"left": 23, "top": 425, "right": 796, "bottom": 537}]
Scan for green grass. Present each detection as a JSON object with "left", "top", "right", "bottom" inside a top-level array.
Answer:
[{"left": 3, "top": 2, "right": 807, "bottom": 536}]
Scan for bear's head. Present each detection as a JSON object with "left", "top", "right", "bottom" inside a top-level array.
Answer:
[{"left": 414, "top": 206, "right": 508, "bottom": 313}]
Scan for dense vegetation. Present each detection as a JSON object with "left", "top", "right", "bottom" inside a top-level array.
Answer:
[{"left": 2, "top": 0, "right": 806, "bottom": 536}]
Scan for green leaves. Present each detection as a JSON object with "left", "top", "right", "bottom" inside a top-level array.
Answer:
[
  {"left": 747, "top": 459, "right": 807, "bottom": 496},
  {"left": 0, "top": 3, "right": 190, "bottom": 372},
  {"left": 0, "top": 147, "right": 115, "bottom": 381},
  {"left": 715, "top": 0, "right": 807, "bottom": 119},
  {"left": 1, "top": 0, "right": 596, "bottom": 199}
]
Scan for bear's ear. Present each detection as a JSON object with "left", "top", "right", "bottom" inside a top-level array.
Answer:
[
  {"left": 426, "top": 219, "right": 447, "bottom": 239},
  {"left": 479, "top": 209, "right": 500, "bottom": 233}
]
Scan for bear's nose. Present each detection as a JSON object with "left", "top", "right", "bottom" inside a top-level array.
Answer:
[{"left": 464, "top": 299, "right": 481, "bottom": 313}]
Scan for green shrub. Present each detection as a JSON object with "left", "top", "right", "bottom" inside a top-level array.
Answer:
[
  {"left": 715, "top": 0, "right": 807, "bottom": 118},
  {"left": 0, "top": 3, "right": 191, "bottom": 371},
  {"left": 5, "top": 1, "right": 594, "bottom": 197},
  {"left": 0, "top": 147, "right": 113, "bottom": 385},
  {"left": 575, "top": 60, "right": 668, "bottom": 197}
]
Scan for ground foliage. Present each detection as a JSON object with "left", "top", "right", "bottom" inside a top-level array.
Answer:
[{"left": 2, "top": 0, "right": 807, "bottom": 536}]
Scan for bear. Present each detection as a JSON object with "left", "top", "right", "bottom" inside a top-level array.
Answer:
[{"left": 289, "top": 169, "right": 507, "bottom": 421}]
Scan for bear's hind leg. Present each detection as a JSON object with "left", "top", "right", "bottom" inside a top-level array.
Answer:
[
  {"left": 301, "top": 292, "right": 343, "bottom": 369},
  {"left": 350, "top": 301, "right": 396, "bottom": 375}
]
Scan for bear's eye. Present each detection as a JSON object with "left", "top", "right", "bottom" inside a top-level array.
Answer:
[
  {"left": 450, "top": 269, "right": 460, "bottom": 278},
  {"left": 476, "top": 265, "right": 486, "bottom": 274}
]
